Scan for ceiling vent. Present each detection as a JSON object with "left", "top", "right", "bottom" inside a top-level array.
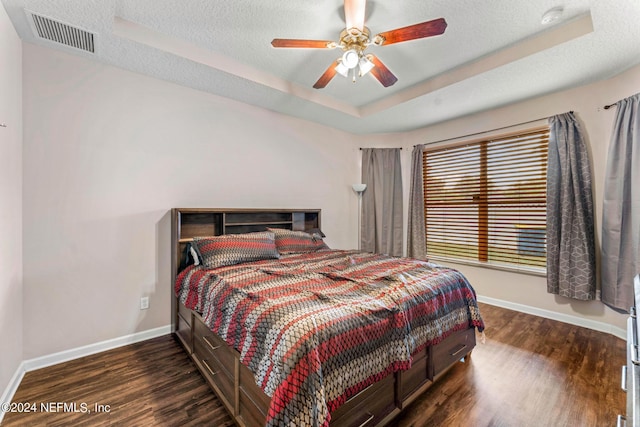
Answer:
[{"left": 26, "top": 11, "right": 95, "bottom": 53}]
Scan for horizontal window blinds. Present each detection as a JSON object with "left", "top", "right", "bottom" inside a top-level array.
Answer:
[{"left": 422, "top": 127, "right": 549, "bottom": 269}]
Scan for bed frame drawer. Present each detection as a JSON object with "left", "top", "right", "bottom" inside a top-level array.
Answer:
[
  {"left": 330, "top": 373, "right": 395, "bottom": 426},
  {"left": 193, "top": 317, "right": 235, "bottom": 410},
  {"left": 178, "top": 302, "right": 192, "bottom": 325},
  {"left": 194, "top": 338, "right": 234, "bottom": 402},
  {"left": 239, "top": 362, "right": 269, "bottom": 427},
  {"left": 238, "top": 392, "right": 266, "bottom": 427},
  {"left": 398, "top": 348, "right": 429, "bottom": 402},
  {"left": 194, "top": 317, "right": 236, "bottom": 373},
  {"left": 176, "top": 311, "right": 192, "bottom": 353},
  {"left": 430, "top": 327, "right": 475, "bottom": 380}
]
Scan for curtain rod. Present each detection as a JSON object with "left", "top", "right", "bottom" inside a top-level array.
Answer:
[
  {"left": 604, "top": 102, "right": 617, "bottom": 110},
  {"left": 359, "top": 147, "right": 402, "bottom": 150},
  {"left": 412, "top": 113, "right": 570, "bottom": 148}
]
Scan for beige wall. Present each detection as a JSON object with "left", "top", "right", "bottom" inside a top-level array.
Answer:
[
  {"left": 0, "top": 2, "right": 23, "bottom": 402},
  {"left": 360, "top": 64, "right": 640, "bottom": 333},
  {"left": 21, "top": 43, "right": 361, "bottom": 359}
]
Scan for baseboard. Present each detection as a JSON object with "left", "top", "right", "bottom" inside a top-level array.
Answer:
[
  {"left": 22, "top": 324, "right": 172, "bottom": 372},
  {"left": 0, "top": 324, "right": 172, "bottom": 423},
  {"left": 0, "top": 361, "right": 26, "bottom": 424},
  {"left": 477, "top": 295, "right": 626, "bottom": 340}
]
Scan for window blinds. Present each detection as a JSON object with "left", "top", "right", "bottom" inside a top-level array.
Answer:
[{"left": 422, "top": 127, "right": 549, "bottom": 269}]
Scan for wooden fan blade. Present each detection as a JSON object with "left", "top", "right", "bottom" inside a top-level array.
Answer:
[
  {"left": 271, "top": 39, "right": 334, "bottom": 48},
  {"left": 367, "top": 55, "right": 398, "bottom": 87},
  {"left": 344, "top": 0, "right": 366, "bottom": 30},
  {"left": 375, "top": 17, "right": 447, "bottom": 46},
  {"left": 313, "top": 59, "right": 340, "bottom": 89}
]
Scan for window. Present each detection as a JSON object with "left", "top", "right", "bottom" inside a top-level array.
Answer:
[{"left": 422, "top": 127, "right": 549, "bottom": 271}]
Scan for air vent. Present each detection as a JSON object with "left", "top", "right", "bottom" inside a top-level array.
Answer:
[{"left": 27, "top": 11, "right": 95, "bottom": 53}]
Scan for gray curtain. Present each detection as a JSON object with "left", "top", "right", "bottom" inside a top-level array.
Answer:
[
  {"left": 602, "top": 93, "right": 640, "bottom": 311},
  {"left": 546, "top": 112, "right": 596, "bottom": 300},
  {"left": 407, "top": 145, "right": 427, "bottom": 259},
  {"left": 361, "top": 148, "right": 403, "bottom": 256}
]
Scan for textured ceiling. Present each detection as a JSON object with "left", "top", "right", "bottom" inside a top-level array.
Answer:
[{"left": 3, "top": 0, "right": 640, "bottom": 134}]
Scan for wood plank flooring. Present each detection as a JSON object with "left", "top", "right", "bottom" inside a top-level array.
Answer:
[
  {"left": 2, "top": 303, "right": 626, "bottom": 427},
  {"left": 389, "top": 303, "right": 626, "bottom": 427},
  {"left": 2, "top": 333, "right": 234, "bottom": 427}
]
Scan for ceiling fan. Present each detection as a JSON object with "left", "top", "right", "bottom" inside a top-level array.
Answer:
[{"left": 271, "top": 0, "right": 447, "bottom": 89}]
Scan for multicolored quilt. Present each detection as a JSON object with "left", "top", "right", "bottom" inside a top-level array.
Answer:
[{"left": 175, "top": 249, "right": 484, "bottom": 427}]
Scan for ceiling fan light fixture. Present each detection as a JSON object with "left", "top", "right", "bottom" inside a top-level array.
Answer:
[
  {"left": 335, "top": 60, "right": 349, "bottom": 77},
  {"left": 358, "top": 56, "right": 375, "bottom": 76},
  {"left": 342, "top": 49, "right": 359, "bottom": 69}
]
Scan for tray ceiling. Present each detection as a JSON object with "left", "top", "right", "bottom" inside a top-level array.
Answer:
[{"left": 3, "top": 0, "right": 640, "bottom": 134}]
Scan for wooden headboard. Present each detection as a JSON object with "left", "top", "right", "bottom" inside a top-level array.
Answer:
[{"left": 170, "top": 208, "right": 321, "bottom": 330}]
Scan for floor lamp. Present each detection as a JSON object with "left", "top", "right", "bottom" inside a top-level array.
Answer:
[{"left": 352, "top": 183, "right": 367, "bottom": 251}]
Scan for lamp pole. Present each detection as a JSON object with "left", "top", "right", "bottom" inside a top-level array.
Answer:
[{"left": 351, "top": 184, "right": 367, "bottom": 251}]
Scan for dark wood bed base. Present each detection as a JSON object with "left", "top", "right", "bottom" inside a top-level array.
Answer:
[{"left": 171, "top": 208, "right": 476, "bottom": 427}]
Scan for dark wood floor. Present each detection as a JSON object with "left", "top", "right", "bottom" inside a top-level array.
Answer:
[
  {"left": 388, "top": 303, "right": 626, "bottom": 427},
  {"left": 2, "top": 303, "right": 626, "bottom": 427}
]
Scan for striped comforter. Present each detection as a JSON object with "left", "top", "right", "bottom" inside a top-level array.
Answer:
[{"left": 175, "top": 250, "right": 484, "bottom": 427}]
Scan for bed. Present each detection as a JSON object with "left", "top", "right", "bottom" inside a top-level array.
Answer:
[{"left": 171, "top": 208, "right": 484, "bottom": 427}]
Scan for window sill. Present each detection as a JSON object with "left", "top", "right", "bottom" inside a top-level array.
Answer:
[{"left": 428, "top": 255, "right": 547, "bottom": 277}]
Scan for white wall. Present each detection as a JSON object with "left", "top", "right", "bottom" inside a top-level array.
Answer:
[
  {"left": 21, "top": 43, "right": 361, "bottom": 359},
  {"left": 0, "top": 1, "right": 23, "bottom": 405},
  {"left": 360, "top": 64, "right": 640, "bottom": 333}
]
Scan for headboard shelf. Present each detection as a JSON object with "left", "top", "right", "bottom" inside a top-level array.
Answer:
[
  {"left": 224, "top": 220, "right": 292, "bottom": 226},
  {"left": 225, "top": 211, "right": 292, "bottom": 224},
  {"left": 172, "top": 208, "right": 321, "bottom": 273}
]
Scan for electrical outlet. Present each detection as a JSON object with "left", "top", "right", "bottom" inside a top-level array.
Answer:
[{"left": 140, "top": 296, "right": 149, "bottom": 310}]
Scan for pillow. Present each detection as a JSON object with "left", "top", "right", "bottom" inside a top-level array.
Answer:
[
  {"left": 192, "top": 231, "right": 280, "bottom": 269},
  {"left": 267, "top": 228, "right": 329, "bottom": 254}
]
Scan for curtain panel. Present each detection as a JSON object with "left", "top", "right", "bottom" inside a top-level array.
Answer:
[
  {"left": 407, "top": 145, "right": 427, "bottom": 259},
  {"left": 361, "top": 148, "right": 403, "bottom": 256},
  {"left": 546, "top": 112, "right": 596, "bottom": 300},
  {"left": 601, "top": 93, "right": 640, "bottom": 311}
]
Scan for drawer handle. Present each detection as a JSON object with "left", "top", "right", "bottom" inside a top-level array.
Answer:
[
  {"left": 621, "top": 365, "right": 627, "bottom": 392},
  {"left": 202, "top": 359, "right": 218, "bottom": 377},
  {"left": 203, "top": 336, "right": 221, "bottom": 352},
  {"left": 451, "top": 344, "right": 468, "bottom": 358},
  {"left": 345, "top": 382, "right": 374, "bottom": 404},
  {"left": 617, "top": 414, "right": 626, "bottom": 427},
  {"left": 357, "top": 413, "right": 375, "bottom": 427}
]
